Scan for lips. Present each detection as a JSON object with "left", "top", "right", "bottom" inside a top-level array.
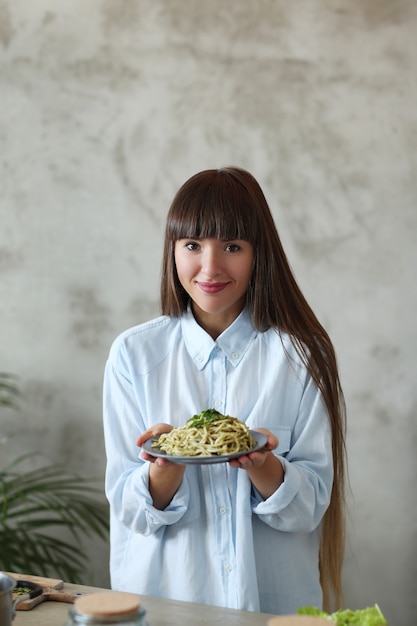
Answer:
[{"left": 197, "top": 282, "right": 230, "bottom": 294}]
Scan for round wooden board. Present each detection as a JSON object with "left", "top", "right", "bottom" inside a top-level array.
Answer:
[{"left": 74, "top": 591, "right": 141, "bottom": 617}]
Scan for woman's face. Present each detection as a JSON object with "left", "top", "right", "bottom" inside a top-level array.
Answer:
[{"left": 174, "top": 237, "right": 254, "bottom": 337}]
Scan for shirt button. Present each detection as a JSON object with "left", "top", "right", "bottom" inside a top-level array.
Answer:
[
  {"left": 214, "top": 400, "right": 222, "bottom": 408},
  {"left": 231, "top": 352, "right": 239, "bottom": 359},
  {"left": 219, "top": 507, "right": 226, "bottom": 515},
  {"left": 225, "top": 563, "right": 232, "bottom": 572},
  {"left": 197, "top": 355, "right": 204, "bottom": 363}
]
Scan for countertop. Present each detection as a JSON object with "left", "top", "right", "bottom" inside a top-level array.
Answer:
[{"left": 14, "top": 582, "right": 275, "bottom": 626}]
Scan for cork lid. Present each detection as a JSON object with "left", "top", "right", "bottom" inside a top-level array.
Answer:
[
  {"left": 267, "top": 617, "right": 330, "bottom": 626},
  {"left": 74, "top": 592, "right": 142, "bottom": 617}
]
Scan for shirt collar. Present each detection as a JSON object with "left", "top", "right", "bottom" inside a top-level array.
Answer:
[{"left": 181, "top": 306, "right": 258, "bottom": 370}]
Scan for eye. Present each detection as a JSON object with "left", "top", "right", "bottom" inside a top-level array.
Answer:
[
  {"left": 184, "top": 241, "right": 201, "bottom": 251},
  {"left": 224, "top": 243, "right": 241, "bottom": 253}
]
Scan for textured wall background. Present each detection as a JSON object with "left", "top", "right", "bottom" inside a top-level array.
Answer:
[{"left": 1, "top": 1, "right": 416, "bottom": 624}]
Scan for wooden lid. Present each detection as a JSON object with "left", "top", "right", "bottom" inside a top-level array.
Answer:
[
  {"left": 267, "top": 617, "right": 330, "bottom": 626},
  {"left": 74, "top": 591, "right": 141, "bottom": 617}
]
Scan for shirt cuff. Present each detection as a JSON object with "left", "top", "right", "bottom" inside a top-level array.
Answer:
[
  {"left": 140, "top": 467, "right": 201, "bottom": 533},
  {"left": 251, "top": 456, "right": 301, "bottom": 514}
]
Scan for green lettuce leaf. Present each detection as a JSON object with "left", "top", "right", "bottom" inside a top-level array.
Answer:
[
  {"left": 297, "top": 606, "right": 329, "bottom": 618},
  {"left": 297, "top": 604, "right": 387, "bottom": 625}
]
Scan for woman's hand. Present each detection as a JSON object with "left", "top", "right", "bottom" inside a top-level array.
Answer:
[
  {"left": 229, "top": 428, "right": 284, "bottom": 499},
  {"left": 228, "top": 427, "right": 278, "bottom": 469},
  {"left": 136, "top": 424, "right": 186, "bottom": 509},
  {"left": 136, "top": 423, "right": 175, "bottom": 467}
]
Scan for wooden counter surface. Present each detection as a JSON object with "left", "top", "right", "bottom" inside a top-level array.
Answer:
[{"left": 13, "top": 582, "right": 275, "bottom": 626}]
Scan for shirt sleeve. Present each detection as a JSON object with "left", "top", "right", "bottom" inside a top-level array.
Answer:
[
  {"left": 251, "top": 374, "right": 334, "bottom": 533},
  {"left": 103, "top": 348, "right": 199, "bottom": 536}
]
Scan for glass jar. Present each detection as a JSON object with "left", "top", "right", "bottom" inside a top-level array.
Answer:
[{"left": 65, "top": 591, "right": 148, "bottom": 625}]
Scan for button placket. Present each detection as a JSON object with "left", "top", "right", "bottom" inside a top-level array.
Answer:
[
  {"left": 208, "top": 350, "right": 236, "bottom": 594},
  {"left": 210, "top": 345, "right": 226, "bottom": 413}
]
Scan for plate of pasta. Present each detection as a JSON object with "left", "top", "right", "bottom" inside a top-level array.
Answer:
[{"left": 141, "top": 408, "right": 268, "bottom": 465}]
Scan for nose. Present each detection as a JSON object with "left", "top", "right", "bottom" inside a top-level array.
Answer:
[{"left": 201, "top": 245, "right": 222, "bottom": 278}]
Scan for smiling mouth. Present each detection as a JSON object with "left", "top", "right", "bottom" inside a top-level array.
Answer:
[{"left": 197, "top": 282, "right": 230, "bottom": 294}]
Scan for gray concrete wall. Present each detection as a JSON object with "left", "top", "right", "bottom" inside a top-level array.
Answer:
[{"left": 1, "top": 1, "right": 416, "bottom": 624}]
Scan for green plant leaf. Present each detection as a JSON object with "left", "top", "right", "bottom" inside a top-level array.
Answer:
[
  {"left": 0, "top": 452, "right": 109, "bottom": 583},
  {"left": 0, "top": 372, "right": 21, "bottom": 409}
]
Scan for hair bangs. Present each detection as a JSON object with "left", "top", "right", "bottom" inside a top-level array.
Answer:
[{"left": 166, "top": 170, "right": 257, "bottom": 243}]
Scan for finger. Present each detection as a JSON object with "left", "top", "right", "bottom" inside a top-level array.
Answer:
[
  {"left": 136, "top": 423, "right": 173, "bottom": 446},
  {"left": 266, "top": 434, "right": 279, "bottom": 450},
  {"left": 140, "top": 451, "right": 156, "bottom": 462},
  {"left": 229, "top": 455, "right": 253, "bottom": 470},
  {"left": 140, "top": 450, "right": 176, "bottom": 466},
  {"left": 251, "top": 428, "right": 279, "bottom": 451},
  {"left": 136, "top": 434, "right": 150, "bottom": 446}
]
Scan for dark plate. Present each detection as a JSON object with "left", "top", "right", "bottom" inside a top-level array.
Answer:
[{"left": 141, "top": 430, "right": 268, "bottom": 465}]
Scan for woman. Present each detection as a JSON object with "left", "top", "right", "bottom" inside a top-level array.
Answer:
[{"left": 103, "top": 166, "right": 346, "bottom": 614}]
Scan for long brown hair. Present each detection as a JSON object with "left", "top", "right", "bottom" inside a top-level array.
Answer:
[{"left": 161, "top": 166, "right": 346, "bottom": 610}]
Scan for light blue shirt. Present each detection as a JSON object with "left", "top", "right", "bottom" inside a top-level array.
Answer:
[{"left": 103, "top": 307, "right": 333, "bottom": 615}]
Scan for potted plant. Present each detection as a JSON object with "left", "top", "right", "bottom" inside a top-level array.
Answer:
[{"left": 0, "top": 372, "right": 109, "bottom": 583}]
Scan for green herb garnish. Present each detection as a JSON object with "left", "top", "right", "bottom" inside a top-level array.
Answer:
[
  {"left": 14, "top": 586, "right": 32, "bottom": 595},
  {"left": 186, "top": 408, "right": 230, "bottom": 429}
]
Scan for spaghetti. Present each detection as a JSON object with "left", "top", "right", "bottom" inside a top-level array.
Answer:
[{"left": 152, "top": 408, "right": 257, "bottom": 457}]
